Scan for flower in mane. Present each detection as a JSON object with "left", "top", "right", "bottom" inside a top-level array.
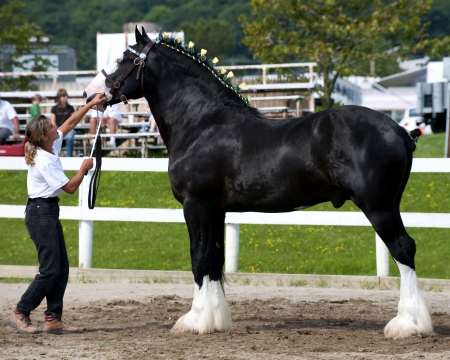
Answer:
[{"left": 155, "top": 32, "right": 249, "bottom": 105}]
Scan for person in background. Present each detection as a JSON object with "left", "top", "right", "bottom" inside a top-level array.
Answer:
[
  {"left": 89, "top": 103, "right": 122, "bottom": 147},
  {"left": 144, "top": 103, "right": 163, "bottom": 146},
  {"left": 50, "top": 89, "right": 75, "bottom": 157},
  {"left": 0, "top": 96, "right": 20, "bottom": 144},
  {"left": 8, "top": 93, "right": 106, "bottom": 335},
  {"left": 149, "top": 112, "right": 164, "bottom": 146},
  {"left": 29, "top": 94, "right": 42, "bottom": 123}
]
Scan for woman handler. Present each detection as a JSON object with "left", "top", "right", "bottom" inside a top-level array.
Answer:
[{"left": 8, "top": 93, "right": 105, "bottom": 335}]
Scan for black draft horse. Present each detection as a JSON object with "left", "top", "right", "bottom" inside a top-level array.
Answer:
[{"left": 85, "top": 28, "right": 433, "bottom": 339}]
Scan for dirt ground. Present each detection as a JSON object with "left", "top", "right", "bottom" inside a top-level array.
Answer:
[{"left": 1, "top": 282, "right": 450, "bottom": 359}]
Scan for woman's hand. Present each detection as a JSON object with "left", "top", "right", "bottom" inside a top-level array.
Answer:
[
  {"left": 81, "top": 158, "right": 94, "bottom": 173},
  {"left": 88, "top": 93, "right": 106, "bottom": 108},
  {"left": 62, "top": 158, "right": 95, "bottom": 194}
]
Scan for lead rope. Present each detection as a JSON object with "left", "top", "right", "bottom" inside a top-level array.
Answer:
[{"left": 87, "top": 111, "right": 103, "bottom": 209}]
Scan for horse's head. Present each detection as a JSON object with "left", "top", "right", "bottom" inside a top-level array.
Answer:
[{"left": 84, "top": 27, "right": 154, "bottom": 111}]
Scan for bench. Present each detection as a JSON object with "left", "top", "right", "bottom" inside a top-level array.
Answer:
[
  {"left": 251, "top": 95, "right": 304, "bottom": 117},
  {"left": 73, "top": 132, "right": 164, "bottom": 158},
  {"left": 257, "top": 106, "right": 291, "bottom": 118},
  {"left": 0, "top": 136, "right": 27, "bottom": 156},
  {"left": 6, "top": 130, "right": 165, "bottom": 158}
]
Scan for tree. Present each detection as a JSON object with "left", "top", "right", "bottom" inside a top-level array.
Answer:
[
  {"left": 179, "top": 18, "right": 236, "bottom": 59},
  {"left": 0, "top": 0, "right": 50, "bottom": 90},
  {"left": 240, "top": 0, "right": 450, "bottom": 109}
]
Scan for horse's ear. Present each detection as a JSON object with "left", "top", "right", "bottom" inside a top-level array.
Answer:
[
  {"left": 141, "top": 27, "right": 151, "bottom": 43},
  {"left": 135, "top": 26, "right": 145, "bottom": 46}
]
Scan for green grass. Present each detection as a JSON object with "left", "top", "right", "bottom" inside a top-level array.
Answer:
[
  {"left": 1, "top": 133, "right": 449, "bottom": 278},
  {"left": 414, "top": 132, "right": 446, "bottom": 158}
]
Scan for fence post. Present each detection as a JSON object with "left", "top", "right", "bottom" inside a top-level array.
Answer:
[
  {"left": 225, "top": 223, "right": 240, "bottom": 273},
  {"left": 78, "top": 168, "right": 94, "bottom": 268},
  {"left": 375, "top": 233, "right": 389, "bottom": 276}
]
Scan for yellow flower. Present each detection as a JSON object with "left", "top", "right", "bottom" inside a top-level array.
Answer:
[
  {"left": 163, "top": 32, "right": 169, "bottom": 39},
  {"left": 212, "top": 57, "right": 219, "bottom": 64},
  {"left": 220, "top": 68, "right": 227, "bottom": 74},
  {"left": 238, "top": 83, "right": 246, "bottom": 89},
  {"left": 227, "top": 71, "right": 234, "bottom": 78},
  {"left": 188, "top": 41, "right": 195, "bottom": 48},
  {"left": 201, "top": 49, "right": 207, "bottom": 56},
  {"left": 177, "top": 35, "right": 182, "bottom": 43}
]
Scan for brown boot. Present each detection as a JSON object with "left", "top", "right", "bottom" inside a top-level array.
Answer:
[
  {"left": 43, "top": 316, "right": 80, "bottom": 335},
  {"left": 8, "top": 308, "right": 39, "bottom": 334}
]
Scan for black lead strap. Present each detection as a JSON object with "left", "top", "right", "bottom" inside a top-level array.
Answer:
[
  {"left": 87, "top": 134, "right": 102, "bottom": 209},
  {"left": 86, "top": 111, "right": 103, "bottom": 209}
]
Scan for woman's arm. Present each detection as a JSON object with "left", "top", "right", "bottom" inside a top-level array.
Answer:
[
  {"left": 50, "top": 113, "right": 58, "bottom": 128},
  {"left": 59, "top": 94, "right": 106, "bottom": 137},
  {"left": 61, "top": 158, "right": 94, "bottom": 194},
  {"left": 12, "top": 117, "right": 20, "bottom": 139}
]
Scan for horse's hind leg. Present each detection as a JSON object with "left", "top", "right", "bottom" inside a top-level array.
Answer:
[
  {"left": 171, "top": 201, "right": 232, "bottom": 334},
  {"left": 362, "top": 208, "right": 433, "bottom": 339}
]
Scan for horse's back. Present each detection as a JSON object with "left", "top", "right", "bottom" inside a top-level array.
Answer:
[{"left": 294, "top": 105, "right": 413, "bottom": 160}]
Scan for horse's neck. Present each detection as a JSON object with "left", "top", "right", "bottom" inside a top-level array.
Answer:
[
  {"left": 144, "top": 46, "right": 254, "bottom": 149},
  {"left": 144, "top": 71, "right": 239, "bottom": 148}
]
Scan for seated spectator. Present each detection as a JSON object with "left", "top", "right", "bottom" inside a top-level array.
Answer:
[
  {"left": 149, "top": 113, "right": 164, "bottom": 146},
  {"left": 0, "top": 96, "right": 20, "bottom": 145},
  {"left": 143, "top": 103, "right": 163, "bottom": 146},
  {"left": 29, "top": 94, "right": 42, "bottom": 123},
  {"left": 90, "top": 103, "right": 123, "bottom": 147},
  {"left": 50, "top": 89, "right": 75, "bottom": 157}
]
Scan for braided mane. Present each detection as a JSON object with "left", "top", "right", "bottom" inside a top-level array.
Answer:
[{"left": 154, "top": 33, "right": 250, "bottom": 106}]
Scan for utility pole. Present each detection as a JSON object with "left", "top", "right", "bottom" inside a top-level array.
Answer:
[{"left": 443, "top": 57, "right": 450, "bottom": 158}]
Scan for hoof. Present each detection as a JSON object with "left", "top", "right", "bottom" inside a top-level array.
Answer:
[
  {"left": 384, "top": 316, "right": 420, "bottom": 339},
  {"left": 170, "top": 276, "right": 233, "bottom": 334},
  {"left": 170, "top": 312, "right": 198, "bottom": 334},
  {"left": 170, "top": 315, "right": 197, "bottom": 334}
]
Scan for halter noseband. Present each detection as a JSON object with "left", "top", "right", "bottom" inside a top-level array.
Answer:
[{"left": 101, "top": 41, "right": 155, "bottom": 104}]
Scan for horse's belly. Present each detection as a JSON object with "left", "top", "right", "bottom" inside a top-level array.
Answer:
[{"left": 223, "top": 184, "right": 333, "bottom": 213}]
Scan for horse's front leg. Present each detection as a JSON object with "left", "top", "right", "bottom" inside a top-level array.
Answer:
[{"left": 171, "top": 201, "right": 232, "bottom": 334}]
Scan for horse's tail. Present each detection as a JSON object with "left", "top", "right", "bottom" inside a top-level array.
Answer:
[
  {"left": 393, "top": 127, "right": 420, "bottom": 211},
  {"left": 402, "top": 128, "right": 422, "bottom": 153}
]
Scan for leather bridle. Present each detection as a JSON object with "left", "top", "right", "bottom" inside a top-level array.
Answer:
[
  {"left": 101, "top": 41, "right": 155, "bottom": 105},
  {"left": 86, "top": 41, "right": 154, "bottom": 210}
]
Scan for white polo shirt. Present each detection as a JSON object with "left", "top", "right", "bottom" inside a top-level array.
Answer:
[
  {"left": 0, "top": 99, "right": 18, "bottom": 133},
  {"left": 27, "top": 130, "right": 70, "bottom": 198}
]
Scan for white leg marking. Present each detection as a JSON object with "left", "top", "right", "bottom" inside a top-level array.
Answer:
[
  {"left": 171, "top": 275, "right": 232, "bottom": 334},
  {"left": 384, "top": 261, "right": 433, "bottom": 339}
]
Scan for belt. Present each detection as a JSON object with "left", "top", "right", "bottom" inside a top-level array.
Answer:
[{"left": 28, "top": 197, "right": 60, "bottom": 204}]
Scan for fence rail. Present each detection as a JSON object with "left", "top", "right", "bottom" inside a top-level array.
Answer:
[
  {"left": 1, "top": 157, "right": 450, "bottom": 275},
  {"left": 0, "top": 62, "right": 317, "bottom": 88}
]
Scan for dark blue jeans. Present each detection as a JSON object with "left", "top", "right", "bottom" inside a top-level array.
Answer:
[{"left": 17, "top": 198, "right": 69, "bottom": 319}]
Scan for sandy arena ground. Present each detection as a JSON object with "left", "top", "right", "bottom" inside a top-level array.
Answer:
[{"left": 1, "top": 281, "right": 450, "bottom": 359}]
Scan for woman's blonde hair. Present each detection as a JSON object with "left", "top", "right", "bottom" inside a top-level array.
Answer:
[
  {"left": 55, "top": 88, "right": 68, "bottom": 107},
  {"left": 24, "top": 115, "right": 51, "bottom": 165}
]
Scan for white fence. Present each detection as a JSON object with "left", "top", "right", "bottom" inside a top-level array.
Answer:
[{"left": 1, "top": 157, "right": 450, "bottom": 276}]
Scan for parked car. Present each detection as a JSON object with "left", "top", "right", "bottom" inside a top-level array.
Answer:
[{"left": 398, "top": 108, "right": 432, "bottom": 135}]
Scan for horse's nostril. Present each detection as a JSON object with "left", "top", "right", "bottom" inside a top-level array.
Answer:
[{"left": 83, "top": 91, "right": 87, "bottom": 97}]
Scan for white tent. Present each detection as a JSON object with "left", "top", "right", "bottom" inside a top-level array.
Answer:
[{"left": 96, "top": 32, "right": 184, "bottom": 71}]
